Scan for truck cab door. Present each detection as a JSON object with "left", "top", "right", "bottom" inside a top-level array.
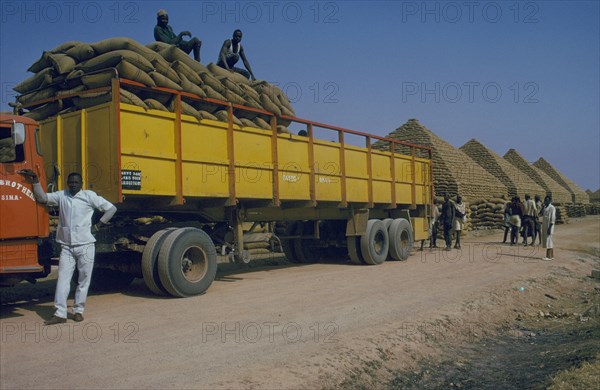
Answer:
[
  {"left": 0, "top": 122, "right": 41, "bottom": 239},
  {"left": 0, "top": 121, "right": 48, "bottom": 275}
]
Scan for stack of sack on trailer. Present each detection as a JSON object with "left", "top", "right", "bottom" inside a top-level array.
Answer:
[{"left": 13, "top": 38, "right": 295, "bottom": 133}]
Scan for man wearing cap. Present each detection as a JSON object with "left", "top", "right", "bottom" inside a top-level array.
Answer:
[{"left": 154, "top": 9, "right": 202, "bottom": 62}]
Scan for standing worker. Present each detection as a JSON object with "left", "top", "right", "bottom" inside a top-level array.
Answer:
[
  {"left": 541, "top": 196, "right": 556, "bottom": 261},
  {"left": 534, "top": 194, "right": 543, "bottom": 246},
  {"left": 453, "top": 195, "right": 466, "bottom": 249},
  {"left": 440, "top": 193, "right": 456, "bottom": 251},
  {"left": 20, "top": 170, "right": 117, "bottom": 325},
  {"left": 154, "top": 9, "right": 202, "bottom": 62},
  {"left": 509, "top": 196, "right": 524, "bottom": 246},
  {"left": 522, "top": 194, "right": 537, "bottom": 246},
  {"left": 217, "top": 29, "right": 256, "bottom": 80}
]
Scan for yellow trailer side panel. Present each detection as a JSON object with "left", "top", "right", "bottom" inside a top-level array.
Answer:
[{"left": 40, "top": 101, "right": 432, "bottom": 208}]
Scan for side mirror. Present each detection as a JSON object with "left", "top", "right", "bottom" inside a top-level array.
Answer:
[{"left": 11, "top": 122, "right": 25, "bottom": 145}]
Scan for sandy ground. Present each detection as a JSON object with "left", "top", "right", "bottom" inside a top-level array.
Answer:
[{"left": 1, "top": 216, "right": 598, "bottom": 389}]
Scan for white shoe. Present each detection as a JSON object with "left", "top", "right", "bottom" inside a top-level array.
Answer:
[{"left": 541, "top": 257, "right": 551, "bottom": 261}]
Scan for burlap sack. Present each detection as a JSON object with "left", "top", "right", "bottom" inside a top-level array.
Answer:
[
  {"left": 76, "top": 50, "right": 155, "bottom": 74},
  {"left": 171, "top": 61, "right": 203, "bottom": 85},
  {"left": 17, "top": 86, "right": 58, "bottom": 106},
  {"left": 151, "top": 58, "right": 181, "bottom": 84},
  {"left": 259, "top": 93, "right": 282, "bottom": 117},
  {"left": 72, "top": 91, "right": 112, "bottom": 109},
  {"left": 64, "top": 43, "right": 95, "bottom": 62},
  {"left": 207, "top": 62, "right": 250, "bottom": 85},
  {"left": 223, "top": 89, "right": 246, "bottom": 105},
  {"left": 201, "top": 85, "right": 227, "bottom": 101},
  {"left": 14, "top": 67, "right": 55, "bottom": 94},
  {"left": 117, "top": 61, "right": 156, "bottom": 87},
  {"left": 238, "top": 83, "right": 261, "bottom": 102},
  {"left": 145, "top": 41, "right": 171, "bottom": 52},
  {"left": 199, "top": 72, "right": 226, "bottom": 94},
  {"left": 198, "top": 110, "right": 218, "bottom": 121},
  {"left": 56, "top": 85, "right": 86, "bottom": 97},
  {"left": 254, "top": 117, "right": 271, "bottom": 130},
  {"left": 169, "top": 99, "right": 202, "bottom": 121},
  {"left": 48, "top": 53, "right": 77, "bottom": 75},
  {"left": 120, "top": 89, "right": 149, "bottom": 109},
  {"left": 179, "top": 74, "right": 207, "bottom": 98},
  {"left": 23, "top": 101, "right": 63, "bottom": 121},
  {"left": 159, "top": 46, "right": 209, "bottom": 74},
  {"left": 144, "top": 98, "right": 168, "bottom": 111},
  {"left": 277, "top": 125, "right": 290, "bottom": 134},
  {"left": 50, "top": 41, "right": 81, "bottom": 54},
  {"left": 214, "top": 110, "right": 243, "bottom": 127},
  {"left": 80, "top": 72, "right": 113, "bottom": 89},
  {"left": 27, "top": 52, "right": 53, "bottom": 73},
  {"left": 149, "top": 72, "right": 183, "bottom": 91},
  {"left": 91, "top": 37, "right": 157, "bottom": 58},
  {"left": 239, "top": 118, "right": 258, "bottom": 128},
  {"left": 218, "top": 77, "right": 244, "bottom": 96}
]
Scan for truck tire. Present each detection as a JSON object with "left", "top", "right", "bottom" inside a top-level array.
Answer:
[
  {"left": 347, "top": 236, "right": 366, "bottom": 264},
  {"left": 382, "top": 218, "right": 394, "bottom": 230},
  {"left": 282, "top": 221, "right": 301, "bottom": 263},
  {"left": 141, "top": 228, "right": 177, "bottom": 295},
  {"left": 360, "top": 219, "right": 389, "bottom": 265},
  {"left": 382, "top": 218, "right": 394, "bottom": 261},
  {"left": 389, "top": 218, "right": 413, "bottom": 261},
  {"left": 157, "top": 228, "right": 218, "bottom": 297}
]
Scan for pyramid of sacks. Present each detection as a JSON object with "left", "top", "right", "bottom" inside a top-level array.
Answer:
[
  {"left": 533, "top": 157, "right": 589, "bottom": 217},
  {"left": 532, "top": 158, "right": 589, "bottom": 204},
  {"left": 503, "top": 149, "right": 571, "bottom": 223},
  {"left": 460, "top": 138, "right": 546, "bottom": 198},
  {"left": 503, "top": 149, "right": 572, "bottom": 204},
  {"left": 379, "top": 119, "right": 507, "bottom": 202},
  {"left": 13, "top": 38, "right": 295, "bottom": 132}
]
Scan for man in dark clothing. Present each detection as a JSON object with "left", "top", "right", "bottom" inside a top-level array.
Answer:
[
  {"left": 217, "top": 29, "right": 255, "bottom": 80},
  {"left": 509, "top": 196, "right": 524, "bottom": 245},
  {"left": 154, "top": 9, "right": 202, "bottom": 62},
  {"left": 522, "top": 194, "right": 538, "bottom": 246},
  {"left": 440, "top": 193, "right": 456, "bottom": 251}
]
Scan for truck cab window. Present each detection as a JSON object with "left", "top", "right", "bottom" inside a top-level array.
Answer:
[{"left": 0, "top": 127, "right": 25, "bottom": 163}]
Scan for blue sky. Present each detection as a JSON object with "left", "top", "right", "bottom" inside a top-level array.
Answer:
[{"left": 1, "top": 0, "right": 598, "bottom": 191}]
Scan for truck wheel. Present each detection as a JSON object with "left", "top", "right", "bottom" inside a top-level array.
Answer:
[
  {"left": 360, "top": 219, "right": 389, "bottom": 265},
  {"left": 389, "top": 218, "right": 413, "bottom": 261},
  {"left": 141, "top": 228, "right": 177, "bottom": 295},
  {"left": 347, "top": 236, "right": 366, "bottom": 264},
  {"left": 157, "top": 228, "right": 217, "bottom": 297},
  {"left": 382, "top": 218, "right": 394, "bottom": 261},
  {"left": 282, "top": 221, "right": 302, "bottom": 263},
  {"left": 382, "top": 218, "right": 394, "bottom": 230}
]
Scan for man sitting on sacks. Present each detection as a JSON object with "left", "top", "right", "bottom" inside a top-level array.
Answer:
[
  {"left": 217, "top": 29, "right": 256, "bottom": 80},
  {"left": 154, "top": 9, "right": 202, "bottom": 62}
]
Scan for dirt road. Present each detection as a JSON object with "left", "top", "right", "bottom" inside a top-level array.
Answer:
[{"left": 1, "top": 216, "right": 598, "bottom": 389}]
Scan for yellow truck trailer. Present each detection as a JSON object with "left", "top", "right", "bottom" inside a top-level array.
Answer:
[{"left": 17, "top": 76, "right": 433, "bottom": 297}]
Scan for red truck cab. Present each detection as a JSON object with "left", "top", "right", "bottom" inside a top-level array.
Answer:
[{"left": 0, "top": 114, "right": 51, "bottom": 286}]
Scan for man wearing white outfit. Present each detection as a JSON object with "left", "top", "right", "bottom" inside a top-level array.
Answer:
[
  {"left": 21, "top": 171, "right": 116, "bottom": 325},
  {"left": 541, "top": 196, "right": 556, "bottom": 261}
]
